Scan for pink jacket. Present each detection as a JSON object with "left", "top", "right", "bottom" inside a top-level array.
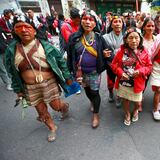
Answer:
[
  {"left": 151, "top": 34, "right": 160, "bottom": 62},
  {"left": 111, "top": 45, "right": 152, "bottom": 93}
]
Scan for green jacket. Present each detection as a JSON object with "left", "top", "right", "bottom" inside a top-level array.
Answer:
[{"left": 5, "top": 39, "right": 72, "bottom": 94}]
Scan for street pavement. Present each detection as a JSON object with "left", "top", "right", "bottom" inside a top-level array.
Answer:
[{"left": 0, "top": 36, "right": 160, "bottom": 160}]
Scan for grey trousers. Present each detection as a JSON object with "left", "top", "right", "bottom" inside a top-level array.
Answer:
[{"left": 0, "top": 54, "right": 11, "bottom": 85}]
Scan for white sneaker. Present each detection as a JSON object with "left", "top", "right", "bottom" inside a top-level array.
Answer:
[
  {"left": 76, "top": 90, "right": 81, "bottom": 95},
  {"left": 6, "top": 84, "right": 13, "bottom": 91},
  {"left": 153, "top": 111, "right": 160, "bottom": 120}
]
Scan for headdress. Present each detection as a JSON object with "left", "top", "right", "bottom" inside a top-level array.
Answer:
[
  {"left": 13, "top": 13, "right": 35, "bottom": 28},
  {"left": 123, "top": 27, "right": 142, "bottom": 39}
]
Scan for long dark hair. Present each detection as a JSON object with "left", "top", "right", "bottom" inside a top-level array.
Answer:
[
  {"left": 141, "top": 17, "right": 155, "bottom": 35},
  {"left": 68, "top": 11, "right": 100, "bottom": 45}
]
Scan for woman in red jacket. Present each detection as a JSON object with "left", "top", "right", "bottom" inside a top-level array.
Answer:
[{"left": 111, "top": 27, "right": 152, "bottom": 126}]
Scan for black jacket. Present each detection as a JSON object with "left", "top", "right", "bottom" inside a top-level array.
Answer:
[
  {"left": 0, "top": 27, "right": 11, "bottom": 53},
  {"left": 67, "top": 32, "right": 115, "bottom": 81}
]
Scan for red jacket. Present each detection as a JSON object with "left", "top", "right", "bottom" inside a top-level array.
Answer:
[
  {"left": 111, "top": 45, "right": 152, "bottom": 93},
  {"left": 0, "top": 17, "right": 11, "bottom": 33},
  {"left": 61, "top": 19, "right": 79, "bottom": 42}
]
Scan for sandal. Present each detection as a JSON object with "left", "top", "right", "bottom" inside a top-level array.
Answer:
[
  {"left": 60, "top": 103, "right": 69, "bottom": 120},
  {"left": 47, "top": 126, "right": 58, "bottom": 142},
  {"left": 36, "top": 116, "right": 43, "bottom": 122},
  {"left": 48, "top": 131, "right": 56, "bottom": 142},
  {"left": 124, "top": 114, "right": 131, "bottom": 126},
  {"left": 132, "top": 110, "right": 139, "bottom": 122}
]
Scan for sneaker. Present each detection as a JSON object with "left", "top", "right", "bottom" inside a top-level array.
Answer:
[
  {"left": 108, "top": 92, "right": 114, "bottom": 103},
  {"left": 76, "top": 90, "right": 81, "bottom": 95},
  {"left": 6, "top": 84, "right": 13, "bottom": 91},
  {"left": 153, "top": 111, "right": 160, "bottom": 120}
]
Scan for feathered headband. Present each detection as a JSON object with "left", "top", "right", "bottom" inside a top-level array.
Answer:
[{"left": 123, "top": 27, "right": 142, "bottom": 39}]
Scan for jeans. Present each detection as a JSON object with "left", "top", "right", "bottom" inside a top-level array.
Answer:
[{"left": 0, "top": 54, "right": 11, "bottom": 85}]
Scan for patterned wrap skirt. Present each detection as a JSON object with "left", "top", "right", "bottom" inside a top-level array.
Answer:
[
  {"left": 116, "top": 84, "right": 142, "bottom": 102},
  {"left": 25, "top": 78, "right": 60, "bottom": 106},
  {"left": 150, "top": 62, "right": 160, "bottom": 87},
  {"left": 82, "top": 71, "right": 101, "bottom": 91}
]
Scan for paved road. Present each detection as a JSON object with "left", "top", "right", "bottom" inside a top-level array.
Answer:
[
  {"left": 0, "top": 72, "right": 160, "bottom": 160},
  {"left": 0, "top": 37, "right": 160, "bottom": 160}
]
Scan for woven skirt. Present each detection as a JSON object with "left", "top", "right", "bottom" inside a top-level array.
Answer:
[
  {"left": 150, "top": 61, "right": 160, "bottom": 87},
  {"left": 116, "top": 84, "right": 142, "bottom": 102},
  {"left": 25, "top": 78, "right": 60, "bottom": 106}
]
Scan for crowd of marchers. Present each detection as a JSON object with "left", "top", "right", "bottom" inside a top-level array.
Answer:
[{"left": 0, "top": 7, "right": 160, "bottom": 142}]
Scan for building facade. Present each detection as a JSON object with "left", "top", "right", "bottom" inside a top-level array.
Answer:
[
  {"left": 1, "top": 0, "right": 151, "bottom": 18},
  {"left": 0, "top": 0, "right": 19, "bottom": 15},
  {"left": 84, "top": 0, "right": 142, "bottom": 17}
]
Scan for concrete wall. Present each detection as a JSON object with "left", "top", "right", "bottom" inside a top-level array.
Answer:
[{"left": 0, "top": 0, "right": 19, "bottom": 15}]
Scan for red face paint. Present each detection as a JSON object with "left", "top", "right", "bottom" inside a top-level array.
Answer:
[
  {"left": 82, "top": 15, "right": 95, "bottom": 22},
  {"left": 14, "top": 22, "right": 36, "bottom": 44},
  {"left": 14, "top": 23, "right": 34, "bottom": 33}
]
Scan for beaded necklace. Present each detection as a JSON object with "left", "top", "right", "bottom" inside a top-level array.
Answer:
[{"left": 83, "top": 32, "right": 95, "bottom": 46}]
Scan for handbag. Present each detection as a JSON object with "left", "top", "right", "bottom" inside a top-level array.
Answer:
[{"left": 76, "top": 47, "right": 85, "bottom": 84}]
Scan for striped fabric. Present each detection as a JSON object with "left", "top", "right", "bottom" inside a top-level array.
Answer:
[
  {"left": 116, "top": 84, "right": 142, "bottom": 102},
  {"left": 25, "top": 78, "right": 60, "bottom": 106}
]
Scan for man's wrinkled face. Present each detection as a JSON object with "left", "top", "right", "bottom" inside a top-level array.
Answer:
[
  {"left": 14, "top": 22, "right": 36, "bottom": 43},
  {"left": 27, "top": 10, "right": 34, "bottom": 18}
]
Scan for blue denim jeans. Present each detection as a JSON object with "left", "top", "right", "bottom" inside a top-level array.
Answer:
[{"left": 0, "top": 54, "right": 11, "bottom": 85}]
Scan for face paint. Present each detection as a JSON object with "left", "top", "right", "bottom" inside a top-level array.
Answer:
[
  {"left": 81, "top": 14, "right": 96, "bottom": 33},
  {"left": 82, "top": 15, "right": 95, "bottom": 22},
  {"left": 14, "top": 24, "right": 34, "bottom": 33},
  {"left": 14, "top": 22, "right": 36, "bottom": 44}
]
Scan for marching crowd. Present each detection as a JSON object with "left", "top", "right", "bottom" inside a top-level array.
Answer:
[{"left": 0, "top": 7, "right": 160, "bottom": 142}]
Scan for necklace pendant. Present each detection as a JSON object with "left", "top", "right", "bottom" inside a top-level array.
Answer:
[{"left": 36, "top": 74, "right": 43, "bottom": 83}]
